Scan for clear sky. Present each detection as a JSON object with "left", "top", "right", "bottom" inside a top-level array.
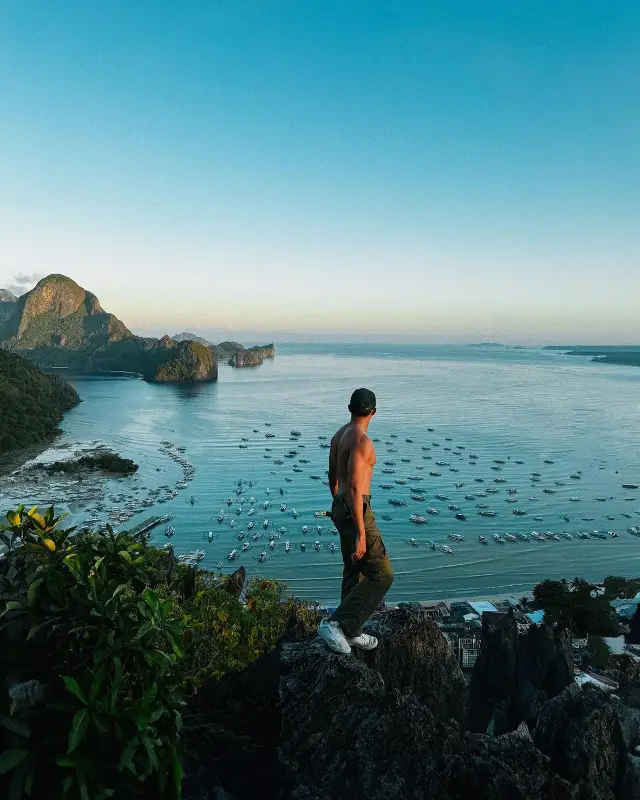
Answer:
[{"left": 1, "top": 1, "right": 638, "bottom": 343}]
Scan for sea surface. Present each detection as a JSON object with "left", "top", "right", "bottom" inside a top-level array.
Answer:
[{"left": 2, "top": 344, "right": 640, "bottom": 603}]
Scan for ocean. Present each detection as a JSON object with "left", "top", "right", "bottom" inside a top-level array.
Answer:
[{"left": 2, "top": 344, "right": 639, "bottom": 603}]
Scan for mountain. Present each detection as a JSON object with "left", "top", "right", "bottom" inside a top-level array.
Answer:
[
  {"left": 0, "top": 288, "right": 18, "bottom": 324},
  {"left": 0, "top": 275, "right": 217, "bottom": 382},
  {"left": 172, "top": 331, "right": 214, "bottom": 346},
  {"left": 0, "top": 349, "right": 80, "bottom": 454}
]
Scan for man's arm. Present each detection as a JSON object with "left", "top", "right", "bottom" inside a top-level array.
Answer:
[
  {"left": 347, "top": 436, "right": 373, "bottom": 560},
  {"left": 328, "top": 433, "right": 339, "bottom": 498}
]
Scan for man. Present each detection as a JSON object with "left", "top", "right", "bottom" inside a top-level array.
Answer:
[{"left": 317, "top": 388, "right": 394, "bottom": 654}]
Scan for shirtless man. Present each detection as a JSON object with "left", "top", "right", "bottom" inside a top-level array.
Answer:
[{"left": 317, "top": 388, "right": 394, "bottom": 654}]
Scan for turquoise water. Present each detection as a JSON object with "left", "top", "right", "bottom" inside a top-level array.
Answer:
[{"left": 4, "top": 345, "right": 640, "bottom": 602}]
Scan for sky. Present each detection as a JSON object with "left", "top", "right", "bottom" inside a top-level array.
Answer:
[{"left": 1, "top": 1, "right": 639, "bottom": 343}]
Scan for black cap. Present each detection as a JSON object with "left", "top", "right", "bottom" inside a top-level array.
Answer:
[{"left": 349, "top": 387, "right": 376, "bottom": 414}]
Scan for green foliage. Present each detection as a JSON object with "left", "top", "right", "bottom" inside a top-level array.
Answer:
[
  {"left": 533, "top": 577, "right": 619, "bottom": 637},
  {"left": 586, "top": 635, "right": 611, "bottom": 669},
  {"left": 30, "top": 452, "right": 138, "bottom": 475},
  {"left": 0, "top": 505, "right": 319, "bottom": 798},
  {"left": 0, "top": 507, "right": 184, "bottom": 799},
  {"left": 602, "top": 575, "right": 640, "bottom": 600},
  {"left": 0, "top": 350, "right": 79, "bottom": 454}
]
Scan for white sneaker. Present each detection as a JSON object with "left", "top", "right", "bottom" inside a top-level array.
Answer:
[
  {"left": 345, "top": 632, "right": 378, "bottom": 650},
  {"left": 318, "top": 619, "right": 351, "bottom": 654}
]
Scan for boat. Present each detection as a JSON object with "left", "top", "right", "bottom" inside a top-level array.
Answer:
[
  {"left": 258, "top": 551, "right": 269, "bottom": 562},
  {"left": 411, "top": 494, "right": 426, "bottom": 501},
  {"left": 440, "top": 545, "right": 454, "bottom": 554},
  {"left": 263, "top": 519, "right": 269, "bottom": 529},
  {"left": 227, "top": 549, "right": 238, "bottom": 560},
  {"left": 302, "top": 525, "right": 309, "bottom": 534},
  {"left": 493, "top": 534, "right": 505, "bottom": 543},
  {"left": 316, "top": 525, "right": 322, "bottom": 534},
  {"left": 242, "top": 542, "right": 250, "bottom": 551},
  {"left": 559, "top": 532, "right": 573, "bottom": 540},
  {"left": 285, "top": 541, "right": 290, "bottom": 552},
  {"left": 314, "top": 540, "right": 321, "bottom": 551},
  {"left": 609, "top": 531, "right": 618, "bottom": 538},
  {"left": 590, "top": 531, "right": 608, "bottom": 540},
  {"left": 515, "top": 532, "right": 529, "bottom": 541},
  {"left": 543, "top": 488, "right": 556, "bottom": 495},
  {"left": 409, "top": 514, "right": 429, "bottom": 525},
  {"left": 627, "top": 526, "right": 640, "bottom": 537},
  {"left": 512, "top": 509, "right": 527, "bottom": 516},
  {"left": 455, "top": 482, "right": 464, "bottom": 488},
  {"left": 530, "top": 532, "right": 544, "bottom": 541},
  {"left": 329, "top": 541, "right": 336, "bottom": 553},
  {"left": 281, "top": 503, "right": 287, "bottom": 512},
  {"left": 448, "top": 533, "right": 464, "bottom": 541},
  {"left": 562, "top": 514, "right": 570, "bottom": 522},
  {"left": 248, "top": 521, "right": 254, "bottom": 530},
  {"left": 623, "top": 484, "right": 639, "bottom": 490},
  {"left": 164, "top": 525, "right": 175, "bottom": 537},
  {"left": 217, "top": 512, "right": 225, "bottom": 523},
  {"left": 407, "top": 537, "right": 418, "bottom": 546},
  {"left": 479, "top": 510, "right": 497, "bottom": 517},
  {"left": 455, "top": 513, "right": 467, "bottom": 521},
  {"left": 292, "top": 509, "right": 299, "bottom": 518},
  {"left": 207, "top": 531, "right": 214, "bottom": 542},
  {"left": 448, "top": 504, "right": 459, "bottom": 511},
  {"left": 427, "top": 539, "right": 437, "bottom": 549},
  {"left": 263, "top": 500, "right": 270, "bottom": 509},
  {"left": 543, "top": 459, "right": 554, "bottom": 464},
  {"left": 237, "top": 532, "right": 245, "bottom": 540},
  {"left": 300, "top": 542, "right": 306, "bottom": 551},
  {"left": 435, "top": 493, "right": 450, "bottom": 500},
  {"left": 478, "top": 536, "right": 488, "bottom": 544},
  {"left": 427, "top": 507, "right": 439, "bottom": 515},
  {"left": 429, "top": 472, "right": 442, "bottom": 477},
  {"left": 569, "top": 497, "right": 581, "bottom": 502},
  {"left": 504, "top": 534, "right": 517, "bottom": 542}
]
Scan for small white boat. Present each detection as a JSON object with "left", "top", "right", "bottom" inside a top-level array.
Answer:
[
  {"left": 285, "top": 541, "right": 290, "bottom": 552},
  {"left": 263, "top": 519, "right": 269, "bottom": 529},
  {"left": 281, "top": 503, "right": 287, "bottom": 512},
  {"left": 208, "top": 531, "right": 213, "bottom": 542},
  {"left": 302, "top": 525, "right": 309, "bottom": 534}
]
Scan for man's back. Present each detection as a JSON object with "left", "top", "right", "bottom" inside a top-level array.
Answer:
[{"left": 330, "top": 422, "right": 376, "bottom": 497}]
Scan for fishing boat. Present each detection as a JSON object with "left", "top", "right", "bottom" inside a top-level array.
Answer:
[
  {"left": 478, "top": 536, "right": 488, "bottom": 544},
  {"left": 409, "top": 514, "right": 428, "bottom": 525},
  {"left": 493, "top": 534, "right": 505, "bottom": 543},
  {"left": 427, "top": 507, "right": 439, "bottom": 515},
  {"left": 263, "top": 519, "right": 269, "bottom": 529},
  {"left": 407, "top": 537, "right": 418, "bottom": 546},
  {"left": 227, "top": 549, "right": 238, "bottom": 560},
  {"left": 448, "top": 533, "right": 464, "bottom": 541},
  {"left": 455, "top": 513, "right": 467, "bottom": 521}
]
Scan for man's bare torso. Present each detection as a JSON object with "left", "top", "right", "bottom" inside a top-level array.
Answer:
[{"left": 331, "top": 422, "right": 377, "bottom": 496}]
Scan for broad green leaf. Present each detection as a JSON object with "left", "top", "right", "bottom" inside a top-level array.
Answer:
[
  {"left": 0, "top": 748, "right": 28, "bottom": 775},
  {"left": 27, "top": 578, "right": 44, "bottom": 605},
  {"left": 67, "top": 708, "right": 90, "bottom": 753},
  {"left": 62, "top": 775, "right": 74, "bottom": 793},
  {"left": 171, "top": 750, "right": 183, "bottom": 797},
  {"left": 30, "top": 513, "right": 46, "bottom": 528},
  {"left": 0, "top": 601, "right": 27, "bottom": 617},
  {"left": 117, "top": 738, "right": 138, "bottom": 772},
  {"left": 62, "top": 676, "right": 87, "bottom": 705},
  {"left": 6, "top": 511, "right": 21, "bottom": 527},
  {"left": 0, "top": 716, "right": 30, "bottom": 737}
]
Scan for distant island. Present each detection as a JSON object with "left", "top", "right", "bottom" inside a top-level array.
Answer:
[
  {"left": 172, "top": 332, "right": 275, "bottom": 367},
  {"left": 0, "top": 275, "right": 275, "bottom": 381},
  {"left": 543, "top": 345, "right": 640, "bottom": 368},
  {"left": 465, "top": 342, "right": 506, "bottom": 348}
]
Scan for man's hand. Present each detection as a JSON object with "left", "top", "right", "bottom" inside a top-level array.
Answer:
[{"left": 352, "top": 533, "right": 366, "bottom": 561}]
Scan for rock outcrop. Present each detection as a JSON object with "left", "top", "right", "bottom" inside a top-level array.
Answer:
[
  {"left": 182, "top": 607, "right": 638, "bottom": 800},
  {"left": 227, "top": 344, "right": 275, "bottom": 367},
  {"left": 0, "top": 288, "right": 17, "bottom": 324},
  {"left": 468, "top": 609, "right": 573, "bottom": 734},
  {"left": 0, "top": 275, "right": 218, "bottom": 383}
]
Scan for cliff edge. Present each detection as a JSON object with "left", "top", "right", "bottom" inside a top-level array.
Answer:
[{"left": 183, "top": 607, "right": 639, "bottom": 800}]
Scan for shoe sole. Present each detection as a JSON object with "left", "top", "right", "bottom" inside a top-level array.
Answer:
[{"left": 346, "top": 640, "right": 378, "bottom": 650}]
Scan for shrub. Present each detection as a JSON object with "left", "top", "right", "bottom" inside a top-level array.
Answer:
[
  {"left": 0, "top": 505, "right": 320, "bottom": 799},
  {"left": 0, "top": 506, "right": 185, "bottom": 800}
]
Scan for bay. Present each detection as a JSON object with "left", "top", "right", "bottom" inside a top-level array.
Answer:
[{"left": 2, "top": 344, "right": 639, "bottom": 603}]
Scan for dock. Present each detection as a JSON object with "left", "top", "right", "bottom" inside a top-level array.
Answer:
[{"left": 127, "top": 514, "right": 172, "bottom": 538}]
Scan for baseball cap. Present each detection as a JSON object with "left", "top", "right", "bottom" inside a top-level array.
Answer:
[{"left": 349, "top": 388, "right": 377, "bottom": 414}]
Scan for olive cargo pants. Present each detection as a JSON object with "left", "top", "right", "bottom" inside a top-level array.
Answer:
[{"left": 329, "top": 495, "right": 394, "bottom": 638}]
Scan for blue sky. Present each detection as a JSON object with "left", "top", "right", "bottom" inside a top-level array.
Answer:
[{"left": 1, "top": 1, "right": 638, "bottom": 342}]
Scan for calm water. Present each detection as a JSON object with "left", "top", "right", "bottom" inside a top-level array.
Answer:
[{"left": 5, "top": 345, "right": 640, "bottom": 602}]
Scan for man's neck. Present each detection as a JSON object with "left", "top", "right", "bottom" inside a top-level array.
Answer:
[{"left": 350, "top": 415, "right": 371, "bottom": 434}]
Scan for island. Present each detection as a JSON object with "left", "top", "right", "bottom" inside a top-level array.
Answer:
[
  {"left": 0, "top": 275, "right": 217, "bottom": 383},
  {"left": 543, "top": 345, "right": 640, "bottom": 368},
  {"left": 0, "top": 348, "right": 80, "bottom": 455},
  {"left": 172, "top": 333, "right": 276, "bottom": 368},
  {"left": 24, "top": 448, "right": 138, "bottom": 475}
]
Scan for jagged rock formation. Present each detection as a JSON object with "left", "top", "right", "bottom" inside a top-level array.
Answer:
[
  {"left": 182, "top": 607, "right": 639, "bottom": 800},
  {"left": 0, "top": 275, "right": 217, "bottom": 383},
  {"left": 468, "top": 608, "right": 573, "bottom": 734},
  {"left": 0, "top": 349, "right": 79, "bottom": 454}
]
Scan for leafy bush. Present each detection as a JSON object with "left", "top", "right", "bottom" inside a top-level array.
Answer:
[
  {"left": 533, "top": 577, "right": 619, "bottom": 637},
  {"left": 0, "top": 505, "right": 319, "bottom": 799}
]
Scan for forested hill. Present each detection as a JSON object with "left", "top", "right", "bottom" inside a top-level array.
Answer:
[{"left": 0, "top": 349, "right": 80, "bottom": 454}]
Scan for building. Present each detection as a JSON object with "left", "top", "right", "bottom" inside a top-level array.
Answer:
[{"left": 457, "top": 636, "right": 482, "bottom": 669}]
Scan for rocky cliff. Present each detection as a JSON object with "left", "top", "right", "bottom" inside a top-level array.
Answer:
[
  {"left": 182, "top": 607, "right": 640, "bottom": 800},
  {"left": 0, "top": 275, "right": 217, "bottom": 383}
]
